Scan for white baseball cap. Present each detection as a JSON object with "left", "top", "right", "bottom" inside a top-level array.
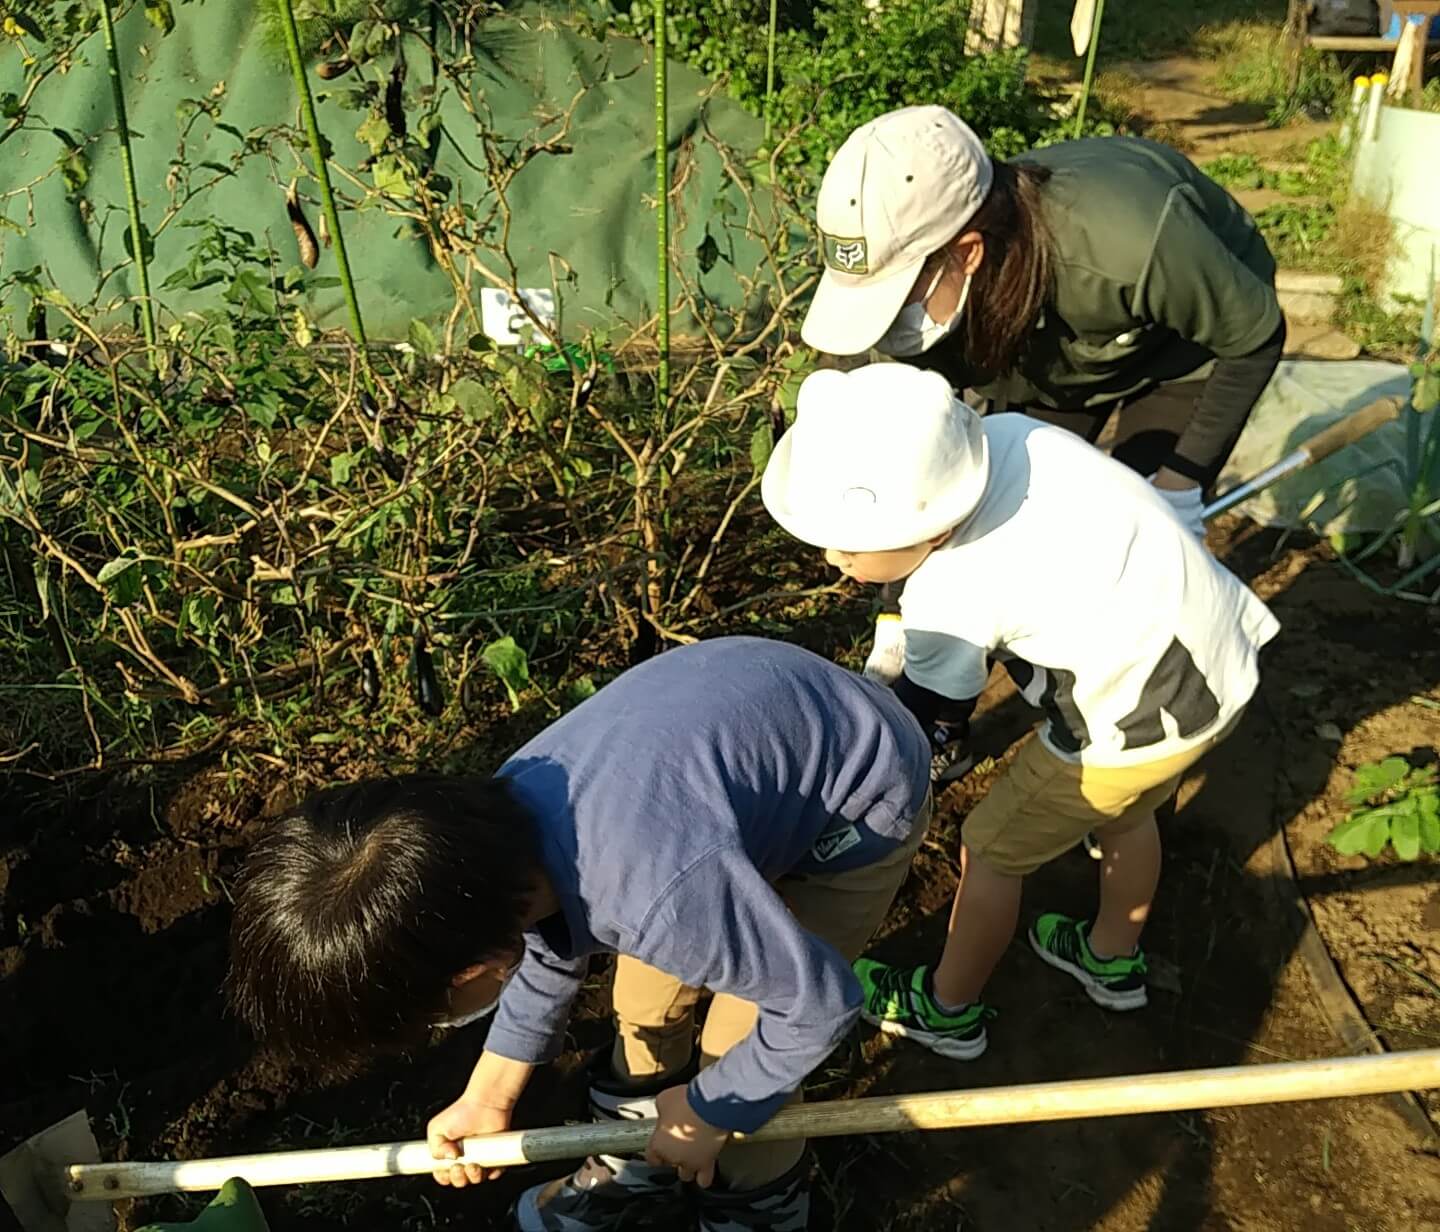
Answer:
[
  {"left": 761, "top": 364, "right": 990, "bottom": 553},
  {"left": 802, "top": 106, "right": 994, "bottom": 356}
]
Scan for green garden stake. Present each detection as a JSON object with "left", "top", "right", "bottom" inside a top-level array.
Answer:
[
  {"left": 1072, "top": 0, "right": 1106, "bottom": 139},
  {"left": 272, "top": 0, "right": 376, "bottom": 398},
  {"left": 97, "top": 0, "right": 158, "bottom": 366},
  {"left": 134, "top": 1178, "right": 271, "bottom": 1232},
  {"left": 654, "top": 0, "right": 670, "bottom": 418},
  {"left": 764, "top": 0, "right": 778, "bottom": 143}
]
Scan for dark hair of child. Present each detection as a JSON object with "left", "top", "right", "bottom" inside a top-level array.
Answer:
[{"left": 225, "top": 774, "right": 539, "bottom": 1069}]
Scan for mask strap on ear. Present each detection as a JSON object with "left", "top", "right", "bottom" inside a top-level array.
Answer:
[
  {"left": 953, "top": 271, "right": 974, "bottom": 321},
  {"left": 920, "top": 258, "right": 949, "bottom": 305}
]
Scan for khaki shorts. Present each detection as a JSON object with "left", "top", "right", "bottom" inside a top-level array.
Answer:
[{"left": 964, "top": 716, "right": 1241, "bottom": 877}]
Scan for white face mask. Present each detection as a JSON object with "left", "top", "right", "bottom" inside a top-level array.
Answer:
[
  {"left": 438, "top": 959, "right": 520, "bottom": 1029},
  {"left": 877, "top": 264, "right": 973, "bottom": 358}
]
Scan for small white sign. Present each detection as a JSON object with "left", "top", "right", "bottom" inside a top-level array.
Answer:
[{"left": 480, "top": 287, "right": 557, "bottom": 346}]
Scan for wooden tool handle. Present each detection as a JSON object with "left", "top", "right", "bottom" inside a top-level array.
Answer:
[
  {"left": 1300, "top": 396, "right": 1403, "bottom": 465},
  {"left": 65, "top": 1048, "right": 1440, "bottom": 1201}
]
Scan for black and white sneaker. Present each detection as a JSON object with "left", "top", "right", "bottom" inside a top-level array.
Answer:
[
  {"left": 511, "top": 1052, "right": 698, "bottom": 1231},
  {"left": 697, "top": 1151, "right": 812, "bottom": 1232}
]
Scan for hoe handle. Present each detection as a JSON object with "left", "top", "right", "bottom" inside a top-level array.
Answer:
[{"left": 66, "top": 1048, "right": 1440, "bottom": 1200}]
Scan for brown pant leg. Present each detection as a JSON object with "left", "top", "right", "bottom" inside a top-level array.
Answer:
[
  {"left": 1015, "top": 377, "right": 1232, "bottom": 488},
  {"left": 701, "top": 796, "right": 934, "bottom": 1189},
  {"left": 610, "top": 956, "right": 703, "bottom": 1082},
  {"left": 1016, "top": 402, "right": 1112, "bottom": 445},
  {"left": 1106, "top": 381, "right": 1206, "bottom": 482}
]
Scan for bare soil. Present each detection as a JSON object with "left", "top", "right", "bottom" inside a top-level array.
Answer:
[{"left": 3, "top": 517, "right": 1439, "bottom": 1232}]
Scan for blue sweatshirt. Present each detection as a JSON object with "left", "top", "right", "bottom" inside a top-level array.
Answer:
[{"left": 486, "top": 636, "right": 930, "bottom": 1133}]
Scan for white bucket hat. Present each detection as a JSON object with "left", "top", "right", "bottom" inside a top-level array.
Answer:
[
  {"left": 761, "top": 364, "right": 990, "bottom": 553},
  {"left": 802, "top": 106, "right": 995, "bottom": 357}
]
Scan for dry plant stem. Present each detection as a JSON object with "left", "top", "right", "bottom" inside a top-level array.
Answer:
[{"left": 96, "top": 0, "right": 158, "bottom": 365}]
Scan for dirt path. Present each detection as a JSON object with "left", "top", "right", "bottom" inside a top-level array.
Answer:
[{"left": 1117, "top": 55, "right": 1334, "bottom": 160}]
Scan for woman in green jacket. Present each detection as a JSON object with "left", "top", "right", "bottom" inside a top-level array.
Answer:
[
  {"left": 802, "top": 105, "right": 1285, "bottom": 539},
  {"left": 804, "top": 104, "right": 1283, "bottom": 695}
]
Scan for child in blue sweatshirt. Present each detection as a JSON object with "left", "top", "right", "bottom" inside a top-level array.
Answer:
[{"left": 227, "top": 636, "right": 931, "bottom": 1232}]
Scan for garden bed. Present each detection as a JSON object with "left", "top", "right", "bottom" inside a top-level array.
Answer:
[{"left": 3, "top": 519, "right": 1439, "bottom": 1232}]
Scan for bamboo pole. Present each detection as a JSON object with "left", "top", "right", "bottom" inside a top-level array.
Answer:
[{"left": 66, "top": 1048, "right": 1440, "bottom": 1201}]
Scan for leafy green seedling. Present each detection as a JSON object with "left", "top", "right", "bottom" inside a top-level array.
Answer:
[
  {"left": 482, "top": 636, "right": 530, "bottom": 712},
  {"left": 1325, "top": 756, "right": 1440, "bottom": 861}
]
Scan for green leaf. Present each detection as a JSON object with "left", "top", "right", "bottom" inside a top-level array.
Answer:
[
  {"left": 355, "top": 112, "right": 391, "bottom": 155},
  {"left": 1345, "top": 757, "right": 1411, "bottom": 805},
  {"left": 325, "top": 85, "right": 375, "bottom": 111},
  {"left": 1418, "top": 793, "right": 1440, "bottom": 854},
  {"left": 225, "top": 268, "right": 273, "bottom": 315},
  {"left": 123, "top": 223, "right": 155, "bottom": 264},
  {"left": 1360, "top": 813, "right": 1393, "bottom": 858},
  {"left": 749, "top": 422, "right": 773, "bottom": 473},
  {"left": 97, "top": 555, "right": 142, "bottom": 606},
  {"left": 32, "top": 558, "right": 50, "bottom": 623},
  {"left": 330, "top": 451, "right": 354, "bottom": 486},
  {"left": 408, "top": 317, "right": 437, "bottom": 356},
  {"left": 482, "top": 636, "right": 530, "bottom": 711},
  {"left": 144, "top": 0, "right": 175, "bottom": 35},
  {"left": 57, "top": 148, "right": 89, "bottom": 196},
  {"left": 364, "top": 21, "right": 393, "bottom": 60},
  {"left": 348, "top": 19, "right": 378, "bottom": 63},
  {"left": 372, "top": 155, "right": 412, "bottom": 197},
  {"left": 1391, "top": 808, "right": 1422, "bottom": 861},
  {"left": 179, "top": 592, "right": 217, "bottom": 640},
  {"left": 1414, "top": 366, "right": 1440, "bottom": 414},
  {"left": 566, "top": 675, "right": 597, "bottom": 705},
  {"left": 448, "top": 377, "right": 496, "bottom": 424},
  {"left": 1327, "top": 807, "right": 1393, "bottom": 857},
  {"left": 97, "top": 555, "right": 139, "bottom": 586}
]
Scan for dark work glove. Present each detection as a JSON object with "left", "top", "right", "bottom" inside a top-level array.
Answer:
[{"left": 930, "top": 720, "right": 974, "bottom": 786}]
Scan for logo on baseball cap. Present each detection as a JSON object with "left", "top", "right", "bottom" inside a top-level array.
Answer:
[{"left": 803, "top": 106, "right": 994, "bottom": 356}]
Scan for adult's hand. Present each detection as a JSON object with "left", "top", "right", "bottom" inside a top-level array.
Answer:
[{"left": 1151, "top": 470, "right": 1206, "bottom": 538}]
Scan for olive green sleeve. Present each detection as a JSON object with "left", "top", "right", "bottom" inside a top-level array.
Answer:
[{"left": 1136, "top": 187, "right": 1282, "bottom": 360}]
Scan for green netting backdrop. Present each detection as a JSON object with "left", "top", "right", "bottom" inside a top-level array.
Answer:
[{"left": 0, "top": 4, "right": 784, "bottom": 343}]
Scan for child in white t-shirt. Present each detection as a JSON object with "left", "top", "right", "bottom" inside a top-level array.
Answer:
[{"left": 761, "top": 363, "right": 1278, "bottom": 1059}]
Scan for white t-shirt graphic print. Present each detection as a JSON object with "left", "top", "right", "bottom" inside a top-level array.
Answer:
[{"left": 899, "top": 415, "right": 1280, "bottom": 767}]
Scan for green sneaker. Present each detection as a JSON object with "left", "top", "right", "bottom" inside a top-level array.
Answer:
[
  {"left": 852, "top": 958, "right": 993, "bottom": 1060},
  {"left": 1029, "top": 913, "right": 1148, "bottom": 1011}
]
